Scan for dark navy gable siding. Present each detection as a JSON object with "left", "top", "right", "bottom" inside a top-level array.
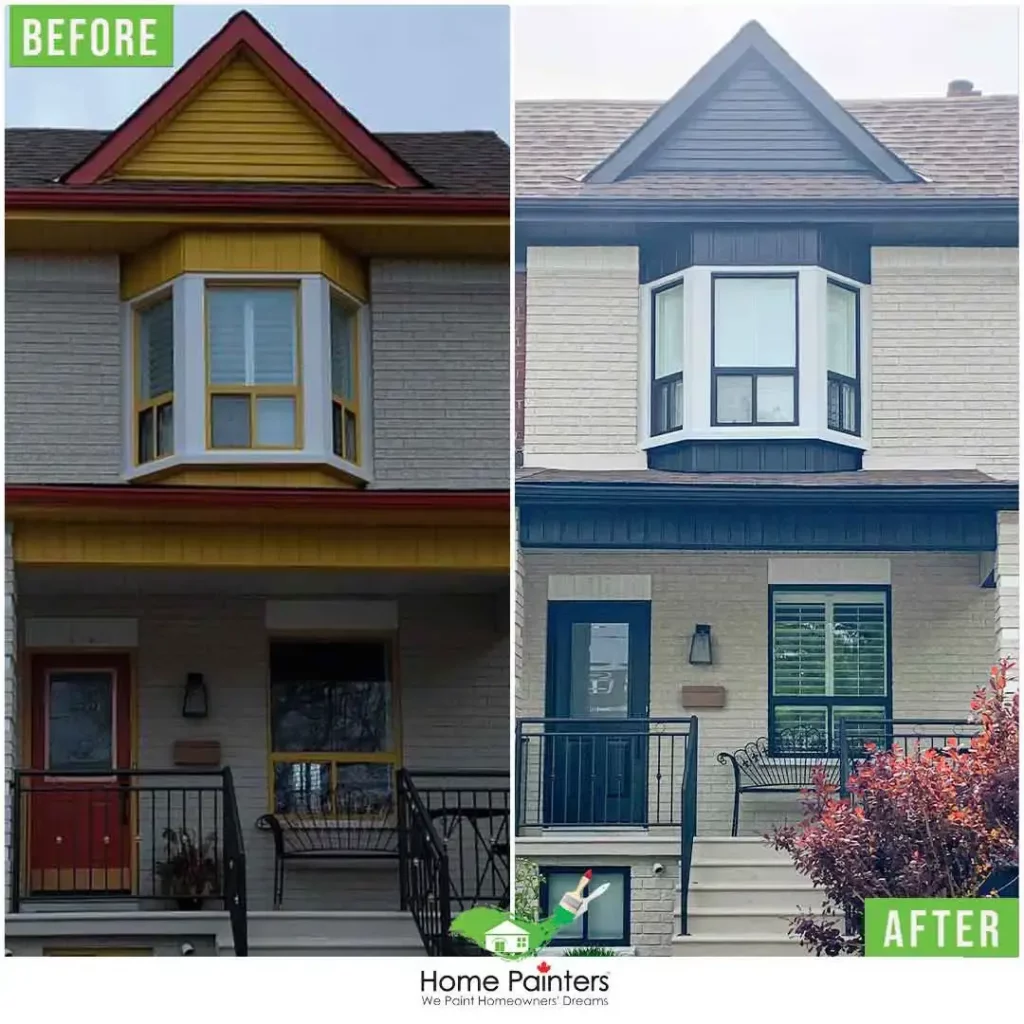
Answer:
[{"left": 639, "top": 56, "right": 878, "bottom": 176}]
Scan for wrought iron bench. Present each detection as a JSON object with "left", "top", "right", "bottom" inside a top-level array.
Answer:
[
  {"left": 717, "top": 735, "right": 840, "bottom": 837},
  {"left": 256, "top": 806, "right": 398, "bottom": 909}
]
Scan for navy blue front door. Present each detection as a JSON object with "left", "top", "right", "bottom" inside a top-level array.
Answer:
[{"left": 544, "top": 601, "right": 652, "bottom": 825}]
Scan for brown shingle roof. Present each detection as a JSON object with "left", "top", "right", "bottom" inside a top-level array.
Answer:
[
  {"left": 5, "top": 127, "right": 509, "bottom": 196},
  {"left": 516, "top": 95, "right": 1018, "bottom": 200}
]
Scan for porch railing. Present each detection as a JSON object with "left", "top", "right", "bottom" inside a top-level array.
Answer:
[
  {"left": 677, "top": 715, "right": 699, "bottom": 936},
  {"left": 837, "top": 718, "right": 981, "bottom": 798},
  {"left": 10, "top": 767, "right": 248, "bottom": 956},
  {"left": 515, "top": 717, "right": 695, "bottom": 829}
]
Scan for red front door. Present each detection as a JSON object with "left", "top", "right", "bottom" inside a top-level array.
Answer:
[{"left": 28, "top": 654, "right": 133, "bottom": 894}]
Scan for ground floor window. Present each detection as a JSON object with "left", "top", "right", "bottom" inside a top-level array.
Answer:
[
  {"left": 769, "top": 587, "right": 890, "bottom": 756},
  {"left": 268, "top": 640, "right": 397, "bottom": 817},
  {"left": 540, "top": 866, "right": 630, "bottom": 946}
]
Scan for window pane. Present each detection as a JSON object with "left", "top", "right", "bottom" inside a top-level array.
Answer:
[
  {"left": 207, "top": 290, "right": 248, "bottom": 385},
  {"left": 545, "top": 872, "right": 585, "bottom": 939},
  {"left": 570, "top": 622, "right": 629, "bottom": 718},
  {"left": 652, "top": 377, "right": 683, "bottom": 435},
  {"left": 156, "top": 402, "right": 173, "bottom": 458},
  {"left": 714, "top": 277, "right": 796, "bottom": 367},
  {"left": 332, "top": 403, "right": 343, "bottom": 458},
  {"left": 210, "top": 394, "right": 250, "bottom": 448},
  {"left": 841, "top": 383, "right": 857, "bottom": 433},
  {"left": 271, "top": 681, "right": 331, "bottom": 751},
  {"left": 48, "top": 672, "right": 114, "bottom": 772},
  {"left": 832, "top": 602, "right": 887, "bottom": 696},
  {"left": 331, "top": 681, "right": 391, "bottom": 752},
  {"left": 251, "top": 290, "right": 297, "bottom": 385},
  {"left": 330, "top": 297, "right": 356, "bottom": 402},
  {"left": 255, "top": 396, "right": 296, "bottom": 447},
  {"left": 138, "top": 297, "right": 173, "bottom": 400},
  {"left": 833, "top": 707, "right": 887, "bottom": 755},
  {"left": 336, "top": 764, "right": 392, "bottom": 817},
  {"left": 137, "top": 407, "right": 154, "bottom": 464},
  {"left": 827, "top": 282, "right": 857, "bottom": 378},
  {"left": 773, "top": 601, "right": 827, "bottom": 696},
  {"left": 585, "top": 872, "right": 626, "bottom": 941},
  {"left": 653, "top": 283, "right": 684, "bottom": 378},
  {"left": 715, "top": 375, "right": 752, "bottom": 424},
  {"left": 207, "top": 288, "right": 297, "bottom": 386},
  {"left": 343, "top": 409, "right": 358, "bottom": 463},
  {"left": 274, "top": 761, "right": 330, "bottom": 814},
  {"left": 756, "top": 375, "right": 794, "bottom": 423},
  {"left": 771, "top": 707, "right": 828, "bottom": 754}
]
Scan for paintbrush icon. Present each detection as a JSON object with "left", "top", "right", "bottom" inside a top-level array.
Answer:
[{"left": 556, "top": 869, "right": 611, "bottom": 920}]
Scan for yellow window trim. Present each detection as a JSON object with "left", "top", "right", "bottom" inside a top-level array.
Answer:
[
  {"left": 133, "top": 289, "right": 175, "bottom": 467},
  {"left": 329, "top": 289, "right": 362, "bottom": 465},
  {"left": 204, "top": 280, "right": 304, "bottom": 452}
]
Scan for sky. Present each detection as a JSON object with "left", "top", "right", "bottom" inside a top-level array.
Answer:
[
  {"left": 5, "top": 4, "right": 510, "bottom": 139},
  {"left": 515, "top": 4, "right": 1019, "bottom": 100}
]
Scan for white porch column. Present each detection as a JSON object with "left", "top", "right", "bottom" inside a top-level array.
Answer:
[
  {"left": 4, "top": 524, "right": 17, "bottom": 912},
  {"left": 996, "top": 511, "right": 1019, "bottom": 691}
]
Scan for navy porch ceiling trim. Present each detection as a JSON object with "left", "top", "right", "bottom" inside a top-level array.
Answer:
[
  {"left": 585, "top": 21, "right": 920, "bottom": 185},
  {"left": 517, "top": 482, "right": 1017, "bottom": 552}
]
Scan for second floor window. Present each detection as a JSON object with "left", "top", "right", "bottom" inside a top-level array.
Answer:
[
  {"left": 206, "top": 285, "right": 301, "bottom": 450},
  {"left": 651, "top": 281, "right": 684, "bottom": 435},
  {"left": 712, "top": 274, "right": 798, "bottom": 426},
  {"left": 330, "top": 293, "right": 360, "bottom": 463},
  {"left": 827, "top": 280, "right": 860, "bottom": 435},
  {"left": 136, "top": 294, "right": 174, "bottom": 464}
]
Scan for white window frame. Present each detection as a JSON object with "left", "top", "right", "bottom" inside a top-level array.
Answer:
[
  {"left": 121, "top": 273, "right": 373, "bottom": 483},
  {"left": 638, "top": 265, "right": 870, "bottom": 452}
]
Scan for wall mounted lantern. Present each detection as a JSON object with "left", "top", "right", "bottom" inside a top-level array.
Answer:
[
  {"left": 182, "top": 672, "right": 209, "bottom": 719},
  {"left": 688, "top": 624, "right": 713, "bottom": 666}
]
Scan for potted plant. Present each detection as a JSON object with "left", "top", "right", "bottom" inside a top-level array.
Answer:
[{"left": 156, "top": 827, "right": 220, "bottom": 910}]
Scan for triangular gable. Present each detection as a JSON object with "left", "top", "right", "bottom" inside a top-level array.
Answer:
[
  {"left": 63, "top": 10, "right": 422, "bottom": 188},
  {"left": 587, "top": 21, "right": 920, "bottom": 184}
]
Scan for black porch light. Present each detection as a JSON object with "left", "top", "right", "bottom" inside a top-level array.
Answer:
[
  {"left": 182, "top": 673, "right": 209, "bottom": 719},
  {"left": 688, "top": 625, "right": 713, "bottom": 666}
]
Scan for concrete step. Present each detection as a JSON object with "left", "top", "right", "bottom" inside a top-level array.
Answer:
[
  {"left": 685, "top": 882, "right": 821, "bottom": 911},
  {"left": 680, "top": 907, "right": 840, "bottom": 938},
  {"left": 688, "top": 860, "right": 806, "bottom": 885},
  {"left": 691, "top": 837, "right": 792, "bottom": 864},
  {"left": 244, "top": 910, "right": 419, "bottom": 944},
  {"left": 672, "top": 933, "right": 811, "bottom": 957}
]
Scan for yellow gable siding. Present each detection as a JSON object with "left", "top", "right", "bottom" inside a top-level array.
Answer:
[{"left": 116, "top": 55, "right": 382, "bottom": 184}]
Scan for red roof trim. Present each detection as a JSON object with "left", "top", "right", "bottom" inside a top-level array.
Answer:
[
  {"left": 6, "top": 485, "right": 508, "bottom": 511},
  {"left": 63, "top": 11, "right": 423, "bottom": 189},
  {"left": 6, "top": 188, "right": 507, "bottom": 215}
]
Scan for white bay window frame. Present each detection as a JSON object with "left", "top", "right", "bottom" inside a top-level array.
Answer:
[
  {"left": 639, "top": 265, "right": 871, "bottom": 451},
  {"left": 121, "top": 273, "right": 372, "bottom": 483}
]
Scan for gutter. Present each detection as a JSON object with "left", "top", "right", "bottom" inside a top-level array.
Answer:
[
  {"left": 5, "top": 189, "right": 509, "bottom": 217},
  {"left": 516, "top": 481, "right": 1019, "bottom": 510},
  {"left": 6, "top": 484, "right": 509, "bottom": 511}
]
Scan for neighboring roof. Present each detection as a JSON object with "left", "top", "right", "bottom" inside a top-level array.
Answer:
[
  {"left": 587, "top": 22, "right": 918, "bottom": 186},
  {"left": 516, "top": 19, "right": 1018, "bottom": 203},
  {"left": 5, "top": 127, "right": 510, "bottom": 196}
]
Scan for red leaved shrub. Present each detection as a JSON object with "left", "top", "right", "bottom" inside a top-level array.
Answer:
[{"left": 770, "top": 660, "right": 1019, "bottom": 956}]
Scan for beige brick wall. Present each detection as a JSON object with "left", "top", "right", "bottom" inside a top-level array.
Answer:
[
  {"left": 15, "top": 590, "right": 508, "bottom": 912},
  {"left": 523, "top": 247, "right": 642, "bottom": 465},
  {"left": 867, "top": 247, "right": 1019, "bottom": 479},
  {"left": 520, "top": 550, "right": 996, "bottom": 837}
]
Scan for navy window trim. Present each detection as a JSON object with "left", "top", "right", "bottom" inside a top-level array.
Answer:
[
  {"left": 711, "top": 272, "right": 799, "bottom": 427},
  {"left": 539, "top": 866, "right": 631, "bottom": 947},
  {"left": 650, "top": 279, "right": 685, "bottom": 436},
  {"left": 826, "top": 278, "right": 861, "bottom": 436},
  {"left": 767, "top": 584, "right": 893, "bottom": 757}
]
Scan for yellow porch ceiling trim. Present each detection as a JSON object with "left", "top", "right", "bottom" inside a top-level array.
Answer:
[
  {"left": 13, "top": 520, "right": 509, "bottom": 572},
  {"left": 121, "top": 230, "right": 367, "bottom": 299},
  {"left": 114, "top": 54, "right": 384, "bottom": 186}
]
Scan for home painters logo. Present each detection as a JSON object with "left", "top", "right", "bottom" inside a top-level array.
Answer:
[
  {"left": 421, "top": 962, "right": 610, "bottom": 1009},
  {"left": 450, "top": 870, "right": 608, "bottom": 960},
  {"left": 9, "top": 6, "right": 173, "bottom": 67},
  {"left": 865, "top": 898, "right": 1019, "bottom": 957}
]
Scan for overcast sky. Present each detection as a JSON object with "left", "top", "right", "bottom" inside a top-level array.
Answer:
[
  {"left": 5, "top": 5, "right": 510, "bottom": 138},
  {"left": 515, "top": 4, "right": 1019, "bottom": 100}
]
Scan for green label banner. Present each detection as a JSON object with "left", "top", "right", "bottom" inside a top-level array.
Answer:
[
  {"left": 9, "top": 6, "right": 173, "bottom": 66},
  {"left": 865, "top": 898, "right": 1019, "bottom": 957}
]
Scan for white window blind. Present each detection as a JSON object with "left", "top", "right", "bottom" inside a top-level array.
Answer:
[
  {"left": 139, "top": 297, "right": 173, "bottom": 399},
  {"left": 207, "top": 288, "right": 297, "bottom": 386}
]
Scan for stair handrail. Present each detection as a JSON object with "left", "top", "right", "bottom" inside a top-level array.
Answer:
[
  {"left": 397, "top": 768, "right": 454, "bottom": 956},
  {"left": 221, "top": 767, "right": 249, "bottom": 957},
  {"left": 678, "top": 715, "right": 699, "bottom": 936}
]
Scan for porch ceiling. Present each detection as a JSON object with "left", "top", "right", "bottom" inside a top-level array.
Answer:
[{"left": 16, "top": 566, "right": 507, "bottom": 597}]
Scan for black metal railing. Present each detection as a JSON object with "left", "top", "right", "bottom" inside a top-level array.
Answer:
[
  {"left": 837, "top": 718, "right": 981, "bottom": 798},
  {"left": 515, "top": 717, "right": 695, "bottom": 829},
  {"left": 10, "top": 767, "right": 248, "bottom": 955},
  {"left": 397, "top": 768, "right": 454, "bottom": 956},
  {"left": 677, "top": 715, "right": 699, "bottom": 936}
]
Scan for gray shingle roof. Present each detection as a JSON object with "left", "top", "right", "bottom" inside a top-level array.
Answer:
[
  {"left": 516, "top": 95, "right": 1018, "bottom": 200},
  {"left": 5, "top": 127, "right": 509, "bottom": 196}
]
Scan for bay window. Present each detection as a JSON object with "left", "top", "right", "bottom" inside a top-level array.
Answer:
[
  {"left": 826, "top": 279, "right": 860, "bottom": 435},
  {"left": 712, "top": 274, "right": 797, "bottom": 426},
  {"left": 330, "top": 292, "right": 360, "bottom": 463},
  {"left": 769, "top": 588, "right": 890, "bottom": 756},
  {"left": 206, "top": 285, "right": 301, "bottom": 450},
  {"left": 651, "top": 281, "right": 685, "bottom": 435},
  {"left": 135, "top": 294, "right": 174, "bottom": 464}
]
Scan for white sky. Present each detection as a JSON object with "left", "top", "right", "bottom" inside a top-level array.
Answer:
[{"left": 514, "top": 4, "right": 1020, "bottom": 100}]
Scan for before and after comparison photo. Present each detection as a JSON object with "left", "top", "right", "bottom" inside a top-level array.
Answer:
[{"left": 0, "top": 1, "right": 1020, "bottom": 1017}]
